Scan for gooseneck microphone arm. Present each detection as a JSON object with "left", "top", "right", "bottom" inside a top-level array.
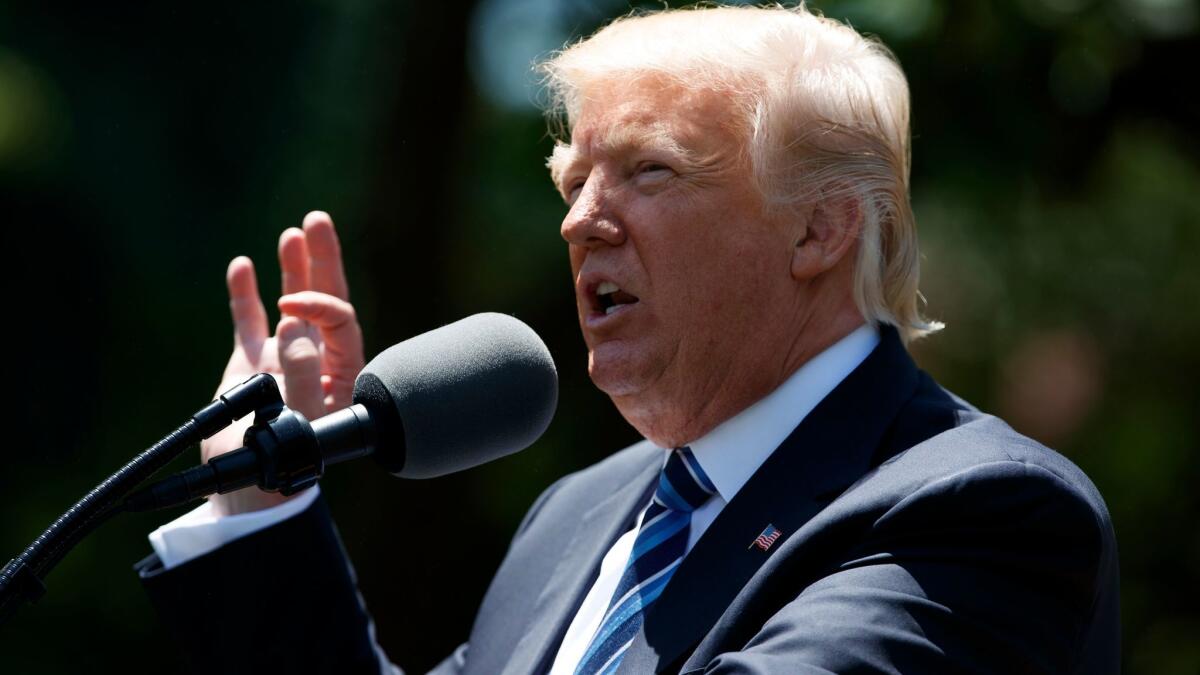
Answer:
[
  {"left": 122, "top": 403, "right": 380, "bottom": 513},
  {"left": 0, "top": 373, "right": 285, "bottom": 625}
]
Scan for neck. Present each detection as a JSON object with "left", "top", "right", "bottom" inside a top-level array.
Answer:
[{"left": 617, "top": 306, "right": 867, "bottom": 448}]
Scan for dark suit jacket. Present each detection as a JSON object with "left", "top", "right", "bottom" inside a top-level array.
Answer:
[{"left": 137, "top": 328, "right": 1120, "bottom": 674}]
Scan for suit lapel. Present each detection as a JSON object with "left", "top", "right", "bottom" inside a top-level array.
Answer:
[
  {"left": 502, "top": 452, "right": 661, "bottom": 675},
  {"left": 617, "top": 328, "right": 920, "bottom": 674}
]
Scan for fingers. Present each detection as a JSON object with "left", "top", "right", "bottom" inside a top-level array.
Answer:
[
  {"left": 276, "top": 316, "right": 327, "bottom": 421},
  {"left": 278, "top": 227, "right": 309, "bottom": 296},
  {"left": 278, "top": 291, "right": 364, "bottom": 360},
  {"left": 279, "top": 290, "right": 364, "bottom": 409},
  {"left": 302, "top": 211, "right": 350, "bottom": 300},
  {"left": 226, "top": 257, "right": 269, "bottom": 347}
]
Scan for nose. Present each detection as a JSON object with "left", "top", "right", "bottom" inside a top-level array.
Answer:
[{"left": 560, "top": 176, "right": 626, "bottom": 249}]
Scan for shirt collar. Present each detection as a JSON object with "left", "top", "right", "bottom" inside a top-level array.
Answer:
[{"left": 681, "top": 323, "right": 881, "bottom": 503}]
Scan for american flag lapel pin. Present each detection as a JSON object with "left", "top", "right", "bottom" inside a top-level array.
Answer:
[{"left": 749, "top": 524, "right": 783, "bottom": 551}]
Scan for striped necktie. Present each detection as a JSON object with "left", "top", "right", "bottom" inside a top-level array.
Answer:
[{"left": 574, "top": 446, "right": 717, "bottom": 675}]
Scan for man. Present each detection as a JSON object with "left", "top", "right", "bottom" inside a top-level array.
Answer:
[{"left": 137, "top": 5, "right": 1119, "bottom": 674}]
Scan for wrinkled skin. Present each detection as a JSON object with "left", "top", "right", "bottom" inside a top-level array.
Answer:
[{"left": 553, "top": 79, "right": 864, "bottom": 447}]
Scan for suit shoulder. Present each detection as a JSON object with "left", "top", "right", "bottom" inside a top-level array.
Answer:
[
  {"left": 858, "top": 408, "right": 1119, "bottom": 597},
  {"left": 882, "top": 369, "right": 1108, "bottom": 515},
  {"left": 896, "top": 409, "right": 1109, "bottom": 515}
]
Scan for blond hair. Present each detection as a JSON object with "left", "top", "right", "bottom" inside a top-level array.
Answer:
[{"left": 538, "top": 3, "right": 942, "bottom": 342}]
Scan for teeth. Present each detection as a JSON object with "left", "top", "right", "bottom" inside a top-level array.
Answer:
[
  {"left": 605, "top": 305, "right": 620, "bottom": 315},
  {"left": 597, "top": 281, "right": 619, "bottom": 295}
]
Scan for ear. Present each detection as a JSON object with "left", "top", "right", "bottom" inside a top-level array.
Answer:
[{"left": 791, "top": 197, "right": 861, "bottom": 282}]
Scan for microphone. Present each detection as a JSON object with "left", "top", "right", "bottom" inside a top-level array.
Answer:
[
  {"left": 125, "top": 313, "right": 558, "bottom": 511},
  {"left": 354, "top": 311, "right": 558, "bottom": 478}
]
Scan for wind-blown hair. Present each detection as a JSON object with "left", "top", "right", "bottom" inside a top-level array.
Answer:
[{"left": 538, "top": 3, "right": 942, "bottom": 342}]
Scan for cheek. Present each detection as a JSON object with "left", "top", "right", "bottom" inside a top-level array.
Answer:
[
  {"left": 664, "top": 230, "right": 786, "bottom": 329},
  {"left": 630, "top": 190, "right": 785, "bottom": 316}
]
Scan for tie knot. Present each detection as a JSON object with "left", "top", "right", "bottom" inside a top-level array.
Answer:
[{"left": 653, "top": 447, "right": 717, "bottom": 513}]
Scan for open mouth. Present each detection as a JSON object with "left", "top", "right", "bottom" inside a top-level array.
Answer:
[{"left": 594, "top": 281, "right": 640, "bottom": 316}]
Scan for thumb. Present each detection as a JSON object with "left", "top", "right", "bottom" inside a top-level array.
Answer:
[{"left": 276, "top": 316, "right": 326, "bottom": 421}]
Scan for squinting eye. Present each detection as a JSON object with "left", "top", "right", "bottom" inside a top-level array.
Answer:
[{"left": 633, "top": 163, "right": 673, "bottom": 188}]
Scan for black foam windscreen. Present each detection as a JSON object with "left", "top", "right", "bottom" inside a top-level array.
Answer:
[{"left": 351, "top": 313, "right": 558, "bottom": 478}]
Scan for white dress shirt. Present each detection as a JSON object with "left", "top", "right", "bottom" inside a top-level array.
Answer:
[
  {"left": 148, "top": 485, "right": 321, "bottom": 569},
  {"left": 149, "top": 324, "right": 880, "bottom": 673}
]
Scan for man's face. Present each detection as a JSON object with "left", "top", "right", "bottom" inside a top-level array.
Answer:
[{"left": 553, "top": 79, "right": 802, "bottom": 444}]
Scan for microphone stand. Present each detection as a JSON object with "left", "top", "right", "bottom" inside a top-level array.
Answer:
[{"left": 0, "top": 373, "right": 285, "bottom": 625}]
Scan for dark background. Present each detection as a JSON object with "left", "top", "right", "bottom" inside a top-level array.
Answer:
[{"left": 1, "top": 1, "right": 1196, "bottom": 672}]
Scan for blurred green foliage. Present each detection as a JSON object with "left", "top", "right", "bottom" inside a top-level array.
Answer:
[{"left": 0, "top": 1, "right": 1196, "bottom": 672}]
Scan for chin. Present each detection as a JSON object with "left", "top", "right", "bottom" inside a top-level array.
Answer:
[
  {"left": 587, "top": 354, "right": 642, "bottom": 397},
  {"left": 587, "top": 337, "right": 657, "bottom": 391},
  {"left": 587, "top": 346, "right": 688, "bottom": 446}
]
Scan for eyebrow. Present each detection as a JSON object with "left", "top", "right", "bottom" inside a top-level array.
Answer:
[
  {"left": 594, "top": 123, "right": 693, "bottom": 160},
  {"left": 548, "top": 125, "right": 700, "bottom": 191}
]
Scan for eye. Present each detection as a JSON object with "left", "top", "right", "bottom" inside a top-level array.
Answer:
[
  {"left": 565, "top": 178, "right": 586, "bottom": 203},
  {"left": 632, "top": 161, "right": 674, "bottom": 189}
]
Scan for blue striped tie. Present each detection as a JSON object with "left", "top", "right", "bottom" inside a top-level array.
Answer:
[{"left": 574, "top": 447, "right": 717, "bottom": 675}]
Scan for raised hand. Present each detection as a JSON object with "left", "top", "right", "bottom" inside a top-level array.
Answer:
[{"left": 202, "top": 211, "right": 365, "bottom": 516}]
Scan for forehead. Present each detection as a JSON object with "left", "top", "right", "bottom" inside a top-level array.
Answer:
[{"left": 562, "top": 79, "right": 741, "bottom": 166}]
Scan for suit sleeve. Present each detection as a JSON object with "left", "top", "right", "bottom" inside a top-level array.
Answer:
[
  {"left": 135, "top": 475, "right": 575, "bottom": 675},
  {"left": 136, "top": 494, "right": 408, "bottom": 675},
  {"left": 701, "top": 461, "right": 1119, "bottom": 675}
]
